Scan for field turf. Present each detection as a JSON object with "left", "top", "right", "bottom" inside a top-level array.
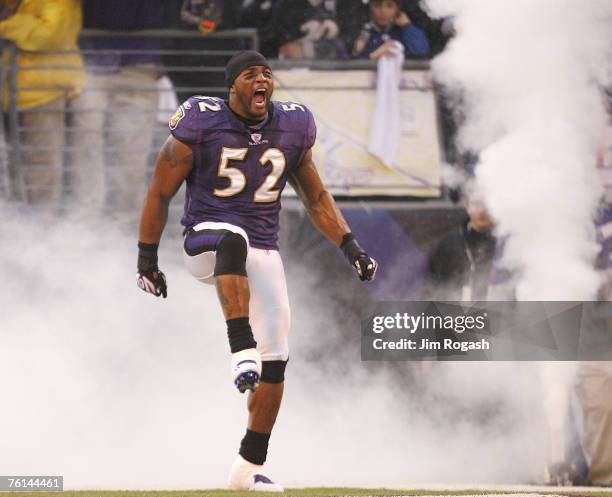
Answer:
[{"left": 4, "top": 488, "right": 612, "bottom": 497}]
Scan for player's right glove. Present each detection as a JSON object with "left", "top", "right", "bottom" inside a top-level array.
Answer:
[
  {"left": 340, "top": 233, "right": 378, "bottom": 282},
  {"left": 136, "top": 242, "right": 168, "bottom": 298}
]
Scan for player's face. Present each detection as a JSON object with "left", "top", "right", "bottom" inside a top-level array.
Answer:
[
  {"left": 230, "top": 65, "right": 274, "bottom": 121},
  {"left": 370, "top": 0, "right": 399, "bottom": 28}
]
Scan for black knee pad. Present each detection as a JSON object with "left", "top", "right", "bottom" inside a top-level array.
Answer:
[
  {"left": 260, "top": 359, "right": 288, "bottom": 383},
  {"left": 214, "top": 232, "right": 248, "bottom": 277}
]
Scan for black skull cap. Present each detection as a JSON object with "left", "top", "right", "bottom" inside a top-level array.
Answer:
[{"left": 225, "top": 50, "right": 271, "bottom": 87}]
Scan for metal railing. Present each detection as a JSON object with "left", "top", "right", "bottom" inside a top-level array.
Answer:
[
  {"left": 1, "top": 39, "right": 19, "bottom": 201},
  {"left": 1, "top": 28, "right": 437, "bottom": 224},
  {"left": 1, "top": 29, "right": 259, "bottom": 216}
]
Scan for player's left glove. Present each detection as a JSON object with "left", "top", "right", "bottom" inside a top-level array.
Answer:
[
  {"left": 340, "top": 233, "right": 378, "bottom": 282},
  {"left": 137, "top": 242, "right": 168, "bottom": 298}
]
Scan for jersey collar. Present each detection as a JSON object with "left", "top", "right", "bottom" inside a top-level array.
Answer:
[{"left": 224, "top": 99, "right": 275, "bottom": 132}]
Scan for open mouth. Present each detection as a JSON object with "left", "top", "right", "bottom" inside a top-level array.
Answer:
[{"left": 253, "top": 88, "right": 267, "bottom": 109}]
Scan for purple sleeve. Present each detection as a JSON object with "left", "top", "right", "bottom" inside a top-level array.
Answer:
[
  {"left": 168, "top": 98, "right": 204, "bottom": 144},
  {"left": 305, "top": 107, "right": 317, "bottom": 150}
]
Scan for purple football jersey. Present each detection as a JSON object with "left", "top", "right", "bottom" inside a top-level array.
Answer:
[{"left": 170, "top": 96, "right": 317, "bottom": 250}]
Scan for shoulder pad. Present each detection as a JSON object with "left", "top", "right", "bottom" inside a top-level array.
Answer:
[
  {"left": 169, "top": 96, "right": 227, "bottom": 144},
  {"left": 274, "top": 101, "right": 317, "bottom": 149}
]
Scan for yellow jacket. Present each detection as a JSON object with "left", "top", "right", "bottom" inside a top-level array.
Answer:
[{"left": 0, "top": 0, "right": 84, "bottom": 110}]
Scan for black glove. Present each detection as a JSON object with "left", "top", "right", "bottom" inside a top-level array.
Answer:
[
  {"left": 136, "top": 242, "right": 167, "bottom": 298},
  {"left": 340, "top": 233, "right": 378, "bottom": 282}
]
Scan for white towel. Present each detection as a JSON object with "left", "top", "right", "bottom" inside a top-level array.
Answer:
[
  {"left": 368, "top": 41, "right": 405, "bottom": 167},
  {"left": 156, "top": 75, "right": 180, "bottom": 124}
]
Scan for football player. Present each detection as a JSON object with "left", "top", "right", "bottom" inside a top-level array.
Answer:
[{"left": 136, "top": 50, "right": 377, "bottom": 492}]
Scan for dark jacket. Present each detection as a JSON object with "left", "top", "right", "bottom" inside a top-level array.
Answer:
[
  {"left": 238, "top": 0, "right": 280, "bottom": 57},
  {"left": 355, "top": 21, "right": 430, "bottom": 59},
  {"left": 425, "top": 221, "right": 497, "bottom": 300},
  {"left": 401, "top": 0, "right": 452, "bottom": 56}
]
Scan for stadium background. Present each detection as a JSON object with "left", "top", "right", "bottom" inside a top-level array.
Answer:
[{"left": 1, "top": 0, "right": 612, "bottom": 493}]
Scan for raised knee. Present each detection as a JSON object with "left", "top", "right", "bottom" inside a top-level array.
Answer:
[{"left": 214, "top": 232, "right": 248, "bottom": 277}]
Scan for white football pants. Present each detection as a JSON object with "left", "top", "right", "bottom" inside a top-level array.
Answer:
[{"left": 183, "top": 222, "right": 290, "bottom": 361}]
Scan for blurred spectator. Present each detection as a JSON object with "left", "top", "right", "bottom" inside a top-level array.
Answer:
[
  {"left": 69, "top": 0, "right": 162, "bottom": 215},
  {"left": 0, "top": 0, "right": 83, "bottom": 207},
  {"left": 237, "top": 0, "right": 280, "bottom": 58},
  {"left": 162, "top": 0, "right": 242, "bottom": 103},
  {"left": 335, "top": 0, "right": 369, "bottom": 58},
  {"left": 571, "top": 207, "right": 612, "bottom": 486},
  {"left": 574, "top": 361, "right": 612, "bottom": 485},
  {"left": 178, "top": 0, "right": 239, "bottom": 33},
  {"left": 402, "top": 0, "right": 453, "bottom": 57},
  {"left": 339, "top": 0, "right": 452, "bottom": 60},
  {"left": 353, "top": 0, "right": 430, "bottom": 60},
  {"left": 423, "top": 193, "right": 506, "bottom": 301},
  {"left": 275, "top": 0, "right": 340, "bottom": 59}
]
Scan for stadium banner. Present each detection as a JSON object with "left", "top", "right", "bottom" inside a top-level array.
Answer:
[
  {"left": 361, "top": 301, "right": 612, "bottom": 361},
  {"left": 273, "top": 68, "right": 442, "bottom": 197}
]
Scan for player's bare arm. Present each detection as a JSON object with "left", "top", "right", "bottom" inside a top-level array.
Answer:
[
  {"left": 139, "top": 136, "right": 193, "bottom": 243},
  {"left": 136, "top": 136, "right": 193, "bottom": 298},
  {"left": 289, "top": 150, "right": 378, "bottom": 281},
  {"left": 289, "top": 148, "right": 350, "bottom": 245}
]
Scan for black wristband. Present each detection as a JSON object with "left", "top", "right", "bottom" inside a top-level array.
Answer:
[
  {"left": 137, "top": 241, "right": 159, "bottom": 272},
  {"left": 340, "top": 233, "right": 365, "bottom": 263}
]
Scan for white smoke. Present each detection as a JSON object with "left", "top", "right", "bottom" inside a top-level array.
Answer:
[
  {"left": 426, "top": 0, "right": 612, "bottom": 479},
  {"left": 428, "top": 0, "right": 612, "bottom": 300},
  {"left": 1, "top": 208, "right": 550, "bottom": 488}
]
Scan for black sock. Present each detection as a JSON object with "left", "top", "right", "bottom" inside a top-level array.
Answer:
[
  {"left": 239, "top": 429, "right": 270, "bottom": 465},
  {"left": 227, "top": 317, "right": 257, "bottom": 353}
]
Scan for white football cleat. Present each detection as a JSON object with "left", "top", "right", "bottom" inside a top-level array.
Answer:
[
  {"left": 228, "top": 455, "right": 284, "bottom": 492},
  {"left": 231, "top": 348, "right": 262, "bottom": 393}
]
